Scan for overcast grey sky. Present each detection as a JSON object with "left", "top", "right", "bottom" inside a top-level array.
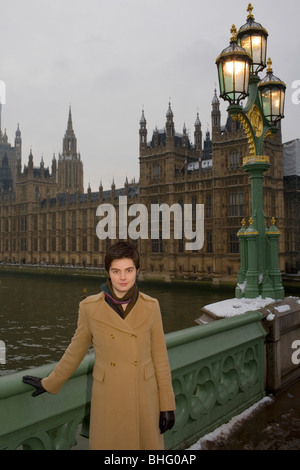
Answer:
[{"left": 1, "top": 0, "right": 300, "bottom": 191}]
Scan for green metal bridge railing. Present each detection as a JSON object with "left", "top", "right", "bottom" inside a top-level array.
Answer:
[{"left": 0, "top": 311, "right": 266, "bottom": 450}]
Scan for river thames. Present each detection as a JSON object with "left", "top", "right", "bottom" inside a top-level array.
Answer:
[{"left": 0, "top": 270, "right": 236, "bottom": 376}]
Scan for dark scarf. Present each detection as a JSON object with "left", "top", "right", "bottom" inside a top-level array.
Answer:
[{"left": 101, "top": 280, "right": 139, "bottom": 319}]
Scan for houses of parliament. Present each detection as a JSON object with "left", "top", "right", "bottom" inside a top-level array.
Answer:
[{"left": 0, "top": 92, "right": 299, "bottom": 281}]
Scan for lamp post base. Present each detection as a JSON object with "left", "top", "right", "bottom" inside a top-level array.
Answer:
[{"left": 235, "top": 159, "right": 285, "bottom": 301}]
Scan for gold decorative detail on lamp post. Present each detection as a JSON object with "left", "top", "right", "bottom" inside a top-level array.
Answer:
[
  {"left": 232, "top": 113, "right": 256, "bottom": 157},
  {"left": 247, "top": 104, "right": 263, "bottom": 138},
  {"left": 247, "top": 3, "right": 254, "bottom": 20},
  {"left": 243, "top": 155, "right": 270, "bottom": 165}
]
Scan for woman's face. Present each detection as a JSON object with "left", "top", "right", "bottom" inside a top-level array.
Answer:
[{"left": 109, "top": 258, "right": 137, "bottom": 297}]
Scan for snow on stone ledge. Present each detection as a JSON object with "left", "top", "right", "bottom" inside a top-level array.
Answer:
[
  {"left": 188, "top": 396, "right": 274, "bottom": 450},
  {"left": 274, "top": 304, "right": 291, "bottom": 313},
  {"left": 203, "top": 296, "right": 275, "bottom": 318}
]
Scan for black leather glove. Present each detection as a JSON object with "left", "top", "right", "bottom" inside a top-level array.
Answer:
[
  {"left": 22, "top": 375, "right": 46, "bottom": 397},
  {"left": 159, "top": 410, "right": 175, "bottom": 434}
]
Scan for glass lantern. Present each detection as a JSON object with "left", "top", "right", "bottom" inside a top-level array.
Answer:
[
  {"left": 237, "top": 3, "right": 268, "bottom": 74},
  {"left": 216, "top": 25, "right": 252, "bottom": 105},
  {"left": 258, "top": 58, "right": 286, "bottom": 124}
]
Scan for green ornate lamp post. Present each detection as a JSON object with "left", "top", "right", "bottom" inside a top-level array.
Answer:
[{"left": 216, "top": 4, "right": 286, "bottom": 300}]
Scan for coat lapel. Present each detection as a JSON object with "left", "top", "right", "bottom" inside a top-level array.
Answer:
[
  {"left": 91, "top": 292, "right": 149, "bottom": 333},
  {"left": 124, "top": 295, "right": 149, "bottom": 330},
  {"left": 91, "top": 293, "right": 135, "bottom": 334}
]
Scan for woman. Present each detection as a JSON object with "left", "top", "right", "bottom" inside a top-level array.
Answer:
[{"left": 23, "top": 241, "right": 175, "bottom": 450}]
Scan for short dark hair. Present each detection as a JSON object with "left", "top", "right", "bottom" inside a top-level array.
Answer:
[{"left": 105, "top": 241, "right": 140, "bottom": 272}]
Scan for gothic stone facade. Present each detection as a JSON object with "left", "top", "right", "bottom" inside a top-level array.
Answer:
[
  {"left": 0, "top": 108, "right": 138, "bottom": 268},
  {"left": 0, "top": 96, "right": 287, "bottom": 281},
  {"left": 138, "top": 96, "right": 285, "bottom": 280}
]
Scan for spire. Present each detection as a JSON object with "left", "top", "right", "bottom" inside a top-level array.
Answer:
[
  {"left": 28, "top": 149, "right": 34, "bottom": 172},
  {"left": 211, "top": 89, "right": 221, "bottom": 136},
  {"left": 212, "top": 88, "right": 219, "bottom": 105},
  {"left": 16, "top": 123, "right": 21, "bottom": 137},
  {"left": 182, "top": 123, "right": 189, "bottom": 148},
  {"left": 14, "top": 123, "right": 22, "bottom": 161},
  {"left": 63, "top": 106, "right": 77, "bottom": 158},
  {"left": 166, "top": 101, "right": 173, "bottom": 118},
  {"left": 59, "top": 107, "right": 84, "bottom": 194},
  {"left": 67, "top": 105, "right": 73, "bottom": 132},
  {"left": 166, "top": 101, "right": 175, "bottom": 138},
  {"left": 194, "top": 112, "right": 202, "bottom": 151},
  {"left": 52, "top": 153, "right": 57, "bottom": 177},
  {"left": 139, "top": 108, "right": 147, "bottom": 151},
  {"left": 195, "top": 112, "right": 201, "bottom": 126},
  {"left": 140, "top": 109, "right": 146, "bottom": 125}
]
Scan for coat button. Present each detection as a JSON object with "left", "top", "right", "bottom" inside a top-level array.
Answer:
[
  {"left": 110, "top": 362, "right": 116, "bottom": 367},
  {"left": 133, "top": 361, "right": 138, "bottom": 366},
  {"left": 110, "top": 334, "right": 115, "bottom": 339}
]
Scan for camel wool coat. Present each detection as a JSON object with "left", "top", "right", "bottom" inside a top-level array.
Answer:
[{"left": 42, "top": 291, "right": 175, "bottom": 450}]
